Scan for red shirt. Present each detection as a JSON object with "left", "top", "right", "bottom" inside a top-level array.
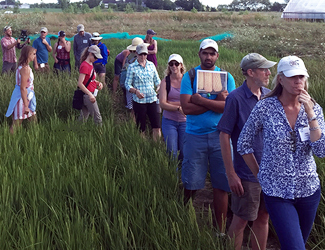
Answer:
[{"left": 80, "top": 61, "right": 97, "bottom": 92}]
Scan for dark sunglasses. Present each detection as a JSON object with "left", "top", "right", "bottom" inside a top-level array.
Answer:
[
  {"left": 169, "top": 61, "right": 180, "bottom": 67},
  {"left": 289, "top": 131, "right": 296, "bottom": 152}
]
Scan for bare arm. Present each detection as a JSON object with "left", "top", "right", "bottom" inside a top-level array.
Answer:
[
  {"left": 242, "top": 153, "right": 259, "bottom": 178},
  {"left": 52, "top": 42, "right": 58, "bottom": 63},
  {"left": 64, "top": 40, "right": 71, "bottom": 52},
  {"left": 77, "top": 73, "right": 96, "bottom": 103},
  {"left": 33, "top": 55, "right": 39, "bottom": 70},
  {"left": 20, "top": 66, "right": 31, "bottom": 114},
  {"left": 159, "top": 78, "right": 184, "bottom": 115},
  {"left": 180, "top": 94, "right": 209, "bottom": 115},
  {"left": 220, "top": 132, "right": 244, "bottom": 196},
  {"left": 148, "top": 40, "right": 157, "bottom": 55},
  {"left": 42, "top": 38, "right": 52, "bottom": 52},
  {"left": 121, "top": 50, "right": 130, "bottom": 68}
]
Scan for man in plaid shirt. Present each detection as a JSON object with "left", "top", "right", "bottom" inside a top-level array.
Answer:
[
  {"left": 1, "top": 26, "right": 29, "bottom": 74},
  {"left": 125, "top": 43, "right": 161, "bottom": 141}
]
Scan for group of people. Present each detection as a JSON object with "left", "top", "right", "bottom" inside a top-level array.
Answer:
[{"left": 2, "top": 23, "right": 325, "bottom": 249}]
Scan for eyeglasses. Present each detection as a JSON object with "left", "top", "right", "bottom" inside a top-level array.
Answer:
[
  {"left": 289, "top": 131, "right": 296, "bottom": 152},
  {"left": 169, "top": 61, "right": 180, "bottom": 67}
]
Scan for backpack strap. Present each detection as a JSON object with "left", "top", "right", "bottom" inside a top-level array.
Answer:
[
  {"left": 165, "top": 75, "right": 171, "bottom": 97},
  {"left": 188, "top": 67, "right": 196, "bottom": 90}
]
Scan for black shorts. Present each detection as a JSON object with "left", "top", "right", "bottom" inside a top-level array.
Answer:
[
  {"left": 93, "top": 63, "right": 106, "bottom": 74},
  {"left": 132, "top": 101, "right": 161, "bottom": 132}
]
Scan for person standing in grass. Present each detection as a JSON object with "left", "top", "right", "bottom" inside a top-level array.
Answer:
[
  {"left": 144, "top": 29, "right": 158, "bottom": 68},
  {"left": 159, "top": 54, "right": 186, "bottom": 163},
  {"left": 90, "top": 32, "right": 109, "bottom": 85},
  {"left": 52, "top": 30, "right": 71, "bottom": 73},
  {"left": 73, "top": 24, "right": 92, "bottom": 70},
  {"left": 77, "top": 45, "right": 104, "bottom": 125},
  {"left": 1, "top": 26, "right": 30, "bottom": 74},
  {"left": 180, "top": 39, "right": 235, "bottom": 234},
  {"left": 218, "top": 53, "right": 277, "bottom": 250},
  {"left": 32, "top": 27, "right": 52, "bottom": 73},
  {"left": 125, "top": 43, "right": 161, "bottom": 141},
  {"left": 6, "top": 46, "right": 37, "bottom": 134},
  {"left": 238, "top": 56, "right": 325, "bottom": 250}
]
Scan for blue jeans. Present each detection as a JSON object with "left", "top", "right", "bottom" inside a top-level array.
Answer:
[
  {"left": 263, "top": 188, "right": 320, "bottom": 250},
  {"left": 161, "top": 116, "right": 186, "bottom": 161}
]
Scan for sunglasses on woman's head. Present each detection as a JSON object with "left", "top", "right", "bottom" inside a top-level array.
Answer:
[{"left": 169, "top": 61, "right": 180, "bottom": 67}]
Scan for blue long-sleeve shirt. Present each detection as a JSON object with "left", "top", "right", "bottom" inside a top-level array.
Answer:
[{"left": 94, "top": 42, "right": 108, "bottom": 65}]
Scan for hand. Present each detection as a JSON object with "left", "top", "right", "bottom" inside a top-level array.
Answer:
[
  {"left": 89, "top": 93, "right": 96, "bottom": 103},
  {"left": 227, "top": 172, "right": 244, "bottom": 197},
  {"left": 135, "top": 90, "right": 145, "bottom": 99},
  {"left": 54, "top": 58, "right": 58, "bottom": 64},
  {"left": 34, "top": 64, "right": 39, "bottom": 70},
  {"left": 216, "top": 90, "right": 228, "bottom": 101},
  {"left": 17, "top": 38, "right": 21, "bottom": 44},
  {"left": 24, "top": 106, "right": 30, "bottom": 115},
  {"left": 298, "top": 89, "right": 314, "bottom": 113},
  {"left": 190, "top": 93, "right": 202, "bottom": 105},
  {"left": 27, "top": 38, "right": 30, "bottom": 44},
  {"left": 42, "top": 39, "right": 48, "bottom": 45},
  {"left": 178, "top": 106, "right": 186, "bottom": 117},
  {"left": 97, "top": 82, "right": 103, "bottom": 91}
]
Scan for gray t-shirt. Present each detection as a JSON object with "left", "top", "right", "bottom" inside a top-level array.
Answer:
[{"left": 73, "top": 32, "right": 92, "bottom": 62}]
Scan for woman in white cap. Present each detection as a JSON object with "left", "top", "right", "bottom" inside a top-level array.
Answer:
[
  {"left": 52, "top": 30, "right": 71, "bottom": 73},
  {"left": 144, "top": 29, "right": 158, "bottom": 68},
  {"left": 237, "top": 56, "right": 325, "bottom": 250},
  {"left": 159, "top": 54, "right": 186, "bottom": 164},
  {"left": 77, "top": 45, "right": 104, "bottom": 125}
]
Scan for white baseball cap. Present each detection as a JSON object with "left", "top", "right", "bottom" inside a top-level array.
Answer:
[
  {"left": 168, "top": 54, "right": 183, "bottom": 64},
  {"left": 277, "top": 56, "right": 309, "bottom": 78},
  {"left": 199, "top": 39, "right": 218, "bottom": 52},
  {"left": 136, "top": 43, "right": 148, "bottom": 54}
]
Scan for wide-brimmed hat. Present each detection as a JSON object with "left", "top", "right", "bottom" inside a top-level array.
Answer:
[
  {"left": 240, "top": 53, "right": 277, "bottom": 71},
  {"left": 127, "top": 37, "right": 149, "bottom": 51},
  {"left": 91, "top": 32, "right": 102, "bottom": 41},
  {"left": 88, "top": 45, "right": 103, "bottom": 59},
  {"left": 277, "top": 55, "right": 309, "bottom": 77},
  {"left": 168, "top": 54, "right": 183, "bottom": 64}
]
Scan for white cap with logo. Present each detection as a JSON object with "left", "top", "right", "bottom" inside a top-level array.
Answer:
[
  {"left": 277, "top": 55, "right": 309, "bottom": 78},
  {"left": 199, "top": 39, "right": 218, "bottom": 52}
]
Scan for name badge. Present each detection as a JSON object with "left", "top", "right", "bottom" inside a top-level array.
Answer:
[
  {"left": 40, "top": 63, "right": 45, "bottom": 68},
  {"left": 58, "top": 45, "right": 62, "bottom": 49},
  {"left": 298, "top": 126, "right": 310, "bottom": 142},
  {"left": 83, "top": 40, "right": 88, "bottom": 43}
]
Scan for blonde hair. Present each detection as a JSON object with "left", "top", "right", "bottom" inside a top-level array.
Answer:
[
  {"left": 265, "top": 72, "right": 309, "bottom": 98},
  {"left": 164, "top": 62, "right": 186, "bottom": 77},
  {"left": 80, "top": 46, "right": 90, "bottom": 64},
  {"left": 144, "top": 34, "right": 153, "bottom": 45},
  {"left": 18, "top": 46, "right": 35, "bottom": 66}
]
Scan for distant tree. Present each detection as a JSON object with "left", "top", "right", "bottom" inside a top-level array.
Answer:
[
  {"left": 270, "top": 1, "right": 284, "bottom": 11},
  {"left": 58, "top": 0, "right": 70, "bottom": 9},
  {"left": 83, "top": 0, "right": 101, "bottom": 8},
  {"left": 175, "top": 0, "right": 203, "bottom": 11},
  {"left": 145, "top": 0, "right": 175, "bottom": 10},
  {"left": 229, "top": 0, "right": 271, "bottom": 11}
]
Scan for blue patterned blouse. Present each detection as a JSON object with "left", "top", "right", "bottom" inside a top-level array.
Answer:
[{"left": 237, "top": 96, "right": 325, "bottom": 199}]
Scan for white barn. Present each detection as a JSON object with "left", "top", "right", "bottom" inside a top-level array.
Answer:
[{"left": 282, "top": 0, "right": 325, "bottom": 21}]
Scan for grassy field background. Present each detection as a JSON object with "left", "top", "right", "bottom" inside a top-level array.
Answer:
[{"left": 0, "top": 10, "right": 325, "bottom": 249}]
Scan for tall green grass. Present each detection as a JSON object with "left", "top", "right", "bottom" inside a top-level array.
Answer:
[{"left": 1, "top": 36, "right": 325, "bottom": 249}]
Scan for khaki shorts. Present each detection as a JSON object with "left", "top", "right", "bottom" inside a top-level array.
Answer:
[{"left": 231, "top": 180, "right": 267, "bottom": 221}]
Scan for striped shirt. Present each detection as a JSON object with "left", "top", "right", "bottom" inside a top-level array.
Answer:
[
  {"left": 125, "top": 60, "right": 160, "bottom": 104},
  {"left": 1, "top": 36, "right": 17, "bottom": 63}
]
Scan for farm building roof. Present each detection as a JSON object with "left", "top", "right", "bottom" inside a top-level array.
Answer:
[{"left": 282, "top": 0, "right": 325, "bottom": 20}]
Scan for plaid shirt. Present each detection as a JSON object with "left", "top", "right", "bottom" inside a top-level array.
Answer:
[
  {"left": 125, "top": 60, "right": 160, "bottom": 104},
  {"left": 1, "top": 36, "right": 17, "bottom": 63}
]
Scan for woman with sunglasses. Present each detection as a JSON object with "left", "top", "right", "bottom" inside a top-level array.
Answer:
[
  {"left": 77, "top": 45, "right": 104, "bottom": 125},
  {"left": 237, "top": 56, "right": 325, "bottom": 250},
  {"left": 159, "top": 54, "right": 186, "bottom": 163}
]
